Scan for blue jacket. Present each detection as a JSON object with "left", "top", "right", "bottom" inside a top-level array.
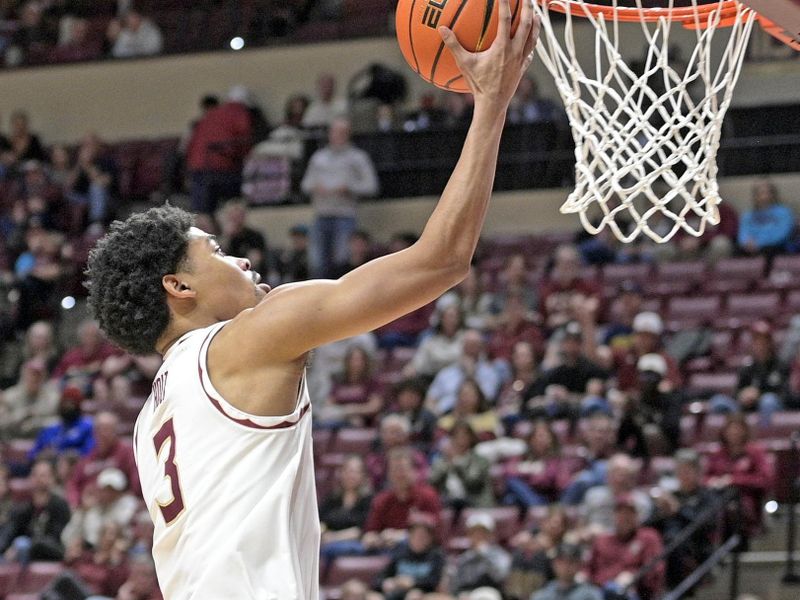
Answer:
[
  {"left": 29, "top": 417, "right": 95, "bottom": 461},
  {"left": 737, "top": 204, "right": 795, "bottom": 249}
]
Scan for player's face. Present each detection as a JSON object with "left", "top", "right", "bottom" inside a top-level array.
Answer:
[{"left": 183, "top": 228, "right": 271, "bottom": 320}]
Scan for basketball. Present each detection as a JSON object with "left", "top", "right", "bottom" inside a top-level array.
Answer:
[{"left": 396, "top": 0, "right": 523, "bottom": 93}]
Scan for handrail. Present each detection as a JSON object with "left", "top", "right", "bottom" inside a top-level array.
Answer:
[
  {"left": 662, "top": 534, "right": 742, "bottom": 600},
  {"left": 626, "top": 487, "right": 739, "bottom": 598}
]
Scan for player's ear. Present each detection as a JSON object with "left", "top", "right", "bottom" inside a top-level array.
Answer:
[{"left": 163, "top": 274, "right": 196, "bottom": 300}]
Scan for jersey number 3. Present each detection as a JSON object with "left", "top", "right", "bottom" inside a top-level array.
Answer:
[{"left": 153, "top": 418, "right": 185, "bottom": 524}]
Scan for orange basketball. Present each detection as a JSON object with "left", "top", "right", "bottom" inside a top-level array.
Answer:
[{"left": 396, "top": 0, "right": 523, "bottom": 93}]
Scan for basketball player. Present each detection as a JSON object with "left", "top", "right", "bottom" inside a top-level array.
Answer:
[{"left": 84, "top": 2, "right": 540, "bottom": 597}]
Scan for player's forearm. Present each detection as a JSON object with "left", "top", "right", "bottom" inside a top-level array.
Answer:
[{"left": 416, "top": 102, "right": 507, "bottom": 275}]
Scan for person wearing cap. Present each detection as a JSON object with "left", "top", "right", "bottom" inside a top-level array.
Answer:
[
  {"left": 0, "top": 357, "right": 59, "bottom": 437},
  {"left": 615, "top": 353, "right": 683, "bottom": 458},
  {"left": 710, "top": 320, "right": 787, "bottom": 421},
  {"left": 375, "top": 512, "right": 445, "bottom": 600},
  {"left": 610, "top": 311, "right": 681, "bottom": 393},
  {"left": 449, "top": 512, "right": 511, "bottom": 596},
  {"left": 602, "top": 280, "right": 644, "bottom": 350},
  {"left": 186, "top": 86, "right": 254, "bottom": 215},
  {"left": 587, "top": 494, "right": 665, "bottom": 600},
  {"left": 28, "top": 386, "right": 94, "bottom": 463},
  {"left": 644, "top": 449, "right": 716, "bottom": 590},
  {"left": 61, "top": 467, "right": 138, "bottom": 549},
  {"left": 532, "top": 543, "right": 603, "bottom": 600}
]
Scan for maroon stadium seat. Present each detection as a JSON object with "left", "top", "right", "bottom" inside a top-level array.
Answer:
[
  {"left": 723, "top": 292, "right": 782, "bottom": 328},
  {"left": 324, "top": 555, "right": 390, "bottom": 587},
  {"left": 9, "top": 478, "right": 32, "bottom": 503},
  {"left": 601, "top": 263, "right": 652, "bottom": 286},
  {"left": 656, "top": 261, "right": 707, "bottom": 283},
  {"left": 667, "top": 295, "right": 722, "bottom": 329},
  {"left": 0, "top": 563, "right": 21, "bottom": 597},
  {"left": 13, "top": 562, "right": 64, "bottom": 593},
  {"left": 713, "top": 256, "right": 767, "bottom": 281},
  {"left": 687, "top": 372, "right": 738, "bottom": 398},
  {"left": 329, "top": 428, "right": 377, "bottom": 456},
  {"left": 5, "top": 439, "right": 34, "bottom": 465}
]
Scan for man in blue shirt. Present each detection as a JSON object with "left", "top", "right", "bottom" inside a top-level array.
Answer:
[
  {"left": 28, "top": 386, "right": 94, "bottom": 462},
  {"left": 737, "top": 180, "right": 795, "bottom": 256}
]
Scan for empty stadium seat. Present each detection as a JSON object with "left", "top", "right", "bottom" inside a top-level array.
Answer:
[
  {"left": 324, "top": 555, "right": 390, "bottom": 587},
  {"left": 667, "top": 296, "right": 722, "bottom": 329},
  {"left": 601, "top": 263, "right": 652, "bottom": 286},
  {"left": 713, "top": 256, "right": 767, "bottom": 282},
  {"left": 723, "top": 292, "right": 782, "bottom": 327},
  {"left": 5, "top": 439, "right": 34, "bottom": 465},
  {"left": 0, "top": 563, "right": 21, "bottom": 597},
  {"left": 656, "top": 260, "right": 707, "bottom": 283},
  {"left": 330, "top": 428, "right": 378, "bottom": 456},
  {"left": 686, "top": 372, "right": 739, "bottom": 399},
  {"left": 13, "top": 562, "right": 64, "bottom": 594}
]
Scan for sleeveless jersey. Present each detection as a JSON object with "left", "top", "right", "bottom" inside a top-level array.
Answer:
[{"left": 134, "top": 322, "right": 320, "bottom": 599}]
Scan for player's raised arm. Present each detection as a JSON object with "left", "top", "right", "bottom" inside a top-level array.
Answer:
[{"left": 226, "top": 0, "right": 540, "bottom": 363}]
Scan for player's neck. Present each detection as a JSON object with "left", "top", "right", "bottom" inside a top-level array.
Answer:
[{"left": 156, "top": 315, "right": 217, "bottom": 356}]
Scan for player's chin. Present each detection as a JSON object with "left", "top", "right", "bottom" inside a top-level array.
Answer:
[{"left": 255, "top": 283, "right": 271, "bottom": 302}]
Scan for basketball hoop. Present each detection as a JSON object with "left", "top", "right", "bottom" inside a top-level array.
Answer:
[{"left": 533, "top": 0, "right": 760, "bottom": 243}]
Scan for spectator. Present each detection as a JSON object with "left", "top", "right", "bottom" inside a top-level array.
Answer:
[
  {"left": 362, "top": 447, "right": 441, "bottom": 551},
  {"left": 616, "top": 353, "right": 683, "bottom": 457},
  {"left": 0, "top": 466, "right": 13, "bottom": 526},
  {"left": 5, "top": 2, "right": 54, "bottom": 67},
  {"left": 365, "top": 414, "right": 429, "bottom": 490},
  {"left": 402, "top": 92, "right": 447, "bottom": 132},
  {"left": 52, "top": 319, "right": 120, "bottom": 388},
  {"left": 186, "top": 86, "right": 254, "bottom": 215},
  {"left": 561, "top": 412, "right": 618, "bottom": 505},
  {"left": 49, "top": 144, "right": 73, "bottom": 188},
  {"left": 449, "top": 512, "right": 511, "bottom": 596},
  {"left": 705, "top": 414, "right": 773, "bottom": 538},
  {"left": 427, "top": 330, "right": 502, "bottom": 416},
  {"left": 507, "top": 76, "right": 563, "bottom": 124},
  {"left": 279, "top": 223, "right": 309, "bottom": 282},
  {"left": 610, "top": 311, "right": 681, "bottom": 393},
  {"left": 737, "top": 179, "right": 794, "bottom": 256},
  {"left": 6, "top": 110, "right": 47, "bottom": 166},
  {"left": 436, "top": 265, "right": 496, "bottom": 331},
  {"left": 587, "top": 495, "right": 665, "bottom": 600},
  {"left": 531, "top": 543, "right": 603, "bottom": 600},
  {"left": 93, "top": 351, "right": 160, "bottom": 407},
  {"left": 375, "top": 512, "right": 446, "bottom": 600},
  {"left": 493, "top": 254, "right": 537, "bottom": 315},
  {"left": 320, "top": 455, "right": 373, "bottom": 562},
  {"left": 437, "top": 378, "right": 501, "bottom": 440},
  {"left": 646, "top": 449, "right": 717, "bottom": 590},
  {"left": 602, "top": 281, "right": 643, "bottom": 350},
  {"left": 64, "top": 133, "right": 118, "bottom": 226},
  {"left": 0, "top": 357, "right": 59, "bottom": 437},
  {"left": 217, "top": 200, "right": 269, "bottom": 275},
  {"left": 487, "top": 292, "right": 545, "bottom": 365},
  {"left": 0, "top": 459, "right": 71, "bottom": 561},
  {"left": 710, "top": 320, "right": 787, "bottom": 422},
  {"left": 66, "top": 411, "right": 139, "bottom": 508},
  {"left": 580, "top": 454, "right": 652, "bottom": 537},
  {"left": 22, "top": 320, "right": 59, "bottom": 372},
  {"left": 61, "top": 467, "right": 138, "bottom": 548},
  {"left": 51, "top": 521, "right": 129, "bottom": 598},
  {"left": 342, "top": 578, "right": 383, "bottom": 600},
  {"left": 110, "top": 554, "right": 162, "bottom": 600},
  {"left": 392, "top": 378, "right": 437, "bottom": 450},
  {"left": 300, "top": 117, "right": 378, "bottom": 278},
  {"left": 407, "top": 304, "right": 466, "bottom": 379},
  {"left": 496, "top": 341, "right": 540, "bottom": 421},
  {"left": 429, "top": 420, "right": 494, "bottom": 509},
  {"left": 506, "top": 506, "right": 571, "bottom": 600},
  {"left": 539, "top": 245, "right": 602, "bottom": 331},
  {"left": 127, "top": 511, "right": 154, "bottom": 557},
  {"left": 14, "top": 227, "right": 69, "bottom": 330},
  {"left": 331, "top": 230, "right": 373, "bottom": 278},
  {"left": 666, "top": 200, "right": 738, "bottom": 263},
  {"left": 307, "top": 332, "right": 378, "bottom": 413},
  {"left": 29, "top": 386, "right": 94, "bottom": 462},
  {"left": 107, "top": 8, "right": 163, "bottom": 58},
  {"left": 302, "top": 73, "right": 349, "bottom": 129},
  {"left": 320, "top": 345, "right": 384, "bottom": 427},
  {"left": 503, "top": 420, "right": 573, "bottom": 507},
  {"left": 52, "top": 17, "right": 102, "bottom": 62}
]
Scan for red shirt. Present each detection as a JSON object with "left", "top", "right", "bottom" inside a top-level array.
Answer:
[
  {"left": 364, "top": 483, "right": 442, "bottom": 532},
  {"left": 588, "top": 527, "right": 665, "bottom": 599},
  {"left": 502, "top": 455, "right": 575, "bottom": 502},
  {"left": 365, "top": 448, "right": 430, "bottom": 491},
  {"left": 52, "top": 343, "right": 121, "bottom": 380},
  {"left": 539, "top": 277, "right": 602, "bottom": 330},
  {"left": 66, "top": 440, "right": 141, "bottom": 507},
  {"left": 487, "top": 319, "right": 545, "bottom": 362},
  {"left": 186, "top": 102, "right": 252, "bottom": 172},
  {"left": 613, "top": 348, "right": 682, "bottom": 392}
]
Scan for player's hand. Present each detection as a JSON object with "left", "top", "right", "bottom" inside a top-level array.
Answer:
[{"left": 438, "top": 0, "right": 540, "bottom": 108}]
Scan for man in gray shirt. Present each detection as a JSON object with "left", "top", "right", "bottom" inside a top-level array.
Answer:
[{"left": 301, "top": 118, "right": 378, "bottom": 277}]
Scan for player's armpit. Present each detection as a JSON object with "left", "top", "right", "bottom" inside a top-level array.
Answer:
[{"left": 220, "top": 244, "right": 467, "bottom": 363}]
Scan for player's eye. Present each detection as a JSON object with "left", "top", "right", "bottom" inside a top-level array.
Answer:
[{"left": 214, "top": 247, "right": 226, "bottom": 257}]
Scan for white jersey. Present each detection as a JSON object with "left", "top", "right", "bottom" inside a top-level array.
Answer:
[{"left": 134, "top": 322, "right": 320, "bottom": 599}]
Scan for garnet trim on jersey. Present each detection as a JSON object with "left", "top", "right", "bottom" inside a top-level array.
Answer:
[{"left": 198, "top": 328, "right": 310, "bottom": 430}]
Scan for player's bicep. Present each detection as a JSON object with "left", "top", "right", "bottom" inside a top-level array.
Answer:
[{"left": 236, "top": 248, "right": 463, "bottom": 361}]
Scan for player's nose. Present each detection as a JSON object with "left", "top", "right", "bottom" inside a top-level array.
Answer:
[{"left": 235, "top": 257, "right": 251, "bottom": 272}]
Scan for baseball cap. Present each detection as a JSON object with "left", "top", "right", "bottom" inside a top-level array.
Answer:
[
  {"left": 97, "top": 468, "right": 127, "bottom": 491},
  {"left": 60, "top": 386, "right": 84, "bottom": 408},
  {"left": 633, "top": 311, "right": 664, "bottom": 336},
  {"left": 637, "top": 353, "right": 667, "bottom": 376},
  {"left": 465, "top": 512, "right": 496, "bottom": 532}
]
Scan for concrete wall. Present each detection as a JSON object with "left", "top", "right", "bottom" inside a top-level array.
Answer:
[{"left": 0, "top": 20, "right": 797, "bottom": 144}]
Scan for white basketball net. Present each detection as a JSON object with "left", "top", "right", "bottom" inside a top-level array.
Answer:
[{"left": 533, "top": 0, "right": 757, "bottom": 243}]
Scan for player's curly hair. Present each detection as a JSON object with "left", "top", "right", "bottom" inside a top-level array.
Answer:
[{"left": 85, "top": 204, "right": 194, "bottom": 355}]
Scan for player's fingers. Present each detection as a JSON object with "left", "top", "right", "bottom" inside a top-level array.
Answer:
[
  {"left": 521, "top": 14, "right": 541, "bottom": 61},
  {"left": 439, "top": 26, "right": 468, "bottom": 61},
  {"left": 497, "top": 0, "right": 512, "bottom": 40},
  {"left": 513, "top": 0, "right": 535, "bottom": 55}
]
